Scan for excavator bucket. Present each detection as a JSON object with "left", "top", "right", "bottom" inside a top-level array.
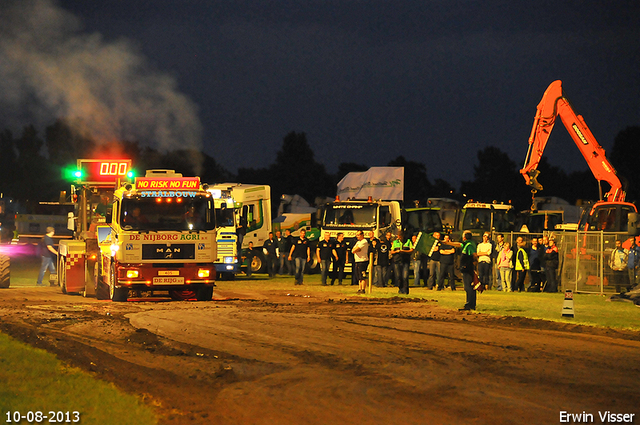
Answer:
[{"left": 525, "top": 169, "right": 543, "bottom": 192}]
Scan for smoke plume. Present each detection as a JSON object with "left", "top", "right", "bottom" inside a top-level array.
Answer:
[{"left": 0, "top": 0, "right": 203, "bottom": 168}]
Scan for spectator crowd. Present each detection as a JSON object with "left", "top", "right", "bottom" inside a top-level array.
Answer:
[{"left": 239, "top": 226, "right": 640, "bottom": 311}]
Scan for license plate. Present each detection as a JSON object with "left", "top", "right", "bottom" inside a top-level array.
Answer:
[{"left": 152, "top": 277, "right": 184, "bottom": 285}]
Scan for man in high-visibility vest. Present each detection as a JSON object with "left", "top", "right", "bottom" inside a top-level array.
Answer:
[{"left": 514, "top": 236, "right": 529, "bottom": 292}]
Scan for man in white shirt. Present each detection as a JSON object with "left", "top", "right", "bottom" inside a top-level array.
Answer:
[
  {"left": 477, "top": 232, "right": 493, "bottom": 290},
  {"left": 352, "top": 230, "right": 369, "bottom": 294}
]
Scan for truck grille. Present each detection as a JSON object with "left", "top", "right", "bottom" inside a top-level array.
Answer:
[
  {"left": 142, "top": 244, "right": 195, "bottom": 260},
  {"left": 217, "top": 242, "right": 235, "bottom": 256}
]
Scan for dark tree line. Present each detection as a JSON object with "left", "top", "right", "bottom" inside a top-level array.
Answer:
[
  {"left": 0, "top": 119, "right": 232, "bottom": 210},
  {"left": 235, "top": 132, "right": 456, "bottom": 212},
  {"left": 460, "top": 126, "right": 640, "bottom": 212},
  {"left": 1, "top": 120, "right": 638, "bottom": 215}
]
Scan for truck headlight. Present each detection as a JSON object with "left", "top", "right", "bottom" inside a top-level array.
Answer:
[
  {"left": 126, "top": 270, "right": 139, "bottom": 278},
  {"left": 198, "top": 269, "right": 211, "bottom": 278},
  {"left": 224, "top": 256, "right": 234, "bottom": 264}
]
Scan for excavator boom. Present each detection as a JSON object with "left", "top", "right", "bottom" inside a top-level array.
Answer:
[{"left": 520, "top": 80, "right": 626, "bottom": 203}]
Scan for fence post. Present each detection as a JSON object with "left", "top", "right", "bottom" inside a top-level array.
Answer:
[
  {"left": 367, "top": 252, "right": 373, "bottom": 294},
  {"left": 599, "top": 231, "right": 604, "bottom": 295},
  {"left": 574, "top": 231, "right": 580, "bottom": 292}
]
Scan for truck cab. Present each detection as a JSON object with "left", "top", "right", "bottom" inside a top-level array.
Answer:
[
  {"left": 213, "top": 183, "right": 272, "bottom": 274},
  {"left": 91, "top": 170, "right": 217, "bottom": 301},
  {"left": 318, "top": 198, "right": 401, "bottom": 271},
  {"left": 319, "top": 198, "right": 402, "bottom": 240},
  {"left": 209, "top": 189, "right": 238, "bottom": 279},
  {"left": 402, "top": 206, "right": 443, "bottom": 238},
  {"left": 578, "top": 201, "right": 638, "bottom": 232},
  {"left": 455, "top": 201, "right": 515, "bottom": 240}
]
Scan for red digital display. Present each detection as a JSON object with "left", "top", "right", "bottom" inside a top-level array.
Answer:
[
  {"left": 77, "top": 159, "right": 131, "bottom": 186},
  {"left": 99, "top": 162, "right": 129, "bottom": 176}
]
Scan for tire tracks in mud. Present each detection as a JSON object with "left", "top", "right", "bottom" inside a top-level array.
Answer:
[{"left": 2, "top": 290, "right": 640, "bottom": 425}]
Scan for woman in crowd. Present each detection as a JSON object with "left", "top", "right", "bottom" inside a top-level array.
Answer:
[{"left": 497, "top": 242, "right": 513, "bottom": 292}]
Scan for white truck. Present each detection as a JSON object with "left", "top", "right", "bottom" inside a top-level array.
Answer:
[
  {"left": 213, "top": 183, "right": 272, "bottom": 274},
  {"left": 319, "top": 198, "right": 402, "bottom": 239},
  {"left": 208, "top": 189, "right": 238, "bottom": 279},
  {"left": 318, "top": 197, "right": 402, "bottom": 272}
]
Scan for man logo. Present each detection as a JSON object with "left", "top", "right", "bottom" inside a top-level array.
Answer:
[{"left": 156, "top": 246, "right": 181, "bottom": 259}]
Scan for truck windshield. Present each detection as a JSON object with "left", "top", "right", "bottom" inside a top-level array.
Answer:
[
  {"left": 120, "top": 196, "right": 214, "bottom": 231},
  {"left": 404, "top": 209, "right": 443, "bottom": 236},
  {"left": 322, "top": 204, "right": 377, "bottom": 228},
  {"left": 215, "top": 204, "right": 235, "bottom": 227},
  {"left": 460, "top": 208, "right": 515, "bottom": 233},
  {"left": 493, "top": 210, "right": 515, "bottom": 232}
]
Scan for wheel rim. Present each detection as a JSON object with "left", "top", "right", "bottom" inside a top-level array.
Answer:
[{"left": 251, "top": 256, "right": 262, "bottom": 273}]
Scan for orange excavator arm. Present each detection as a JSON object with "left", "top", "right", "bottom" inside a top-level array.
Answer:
[{"left": 520, "top": 80, "right": 625, "bottom": 203}]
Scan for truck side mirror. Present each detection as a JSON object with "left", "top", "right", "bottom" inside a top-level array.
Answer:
[
  {"left": 67, "top": 212, "right": 75, "bottom": 231},
  {"left": 628, "top": 213, "right": 640, "bottom": 236},
  {"left": 97, "top": 226, "right": 112, "bottom": 243}
]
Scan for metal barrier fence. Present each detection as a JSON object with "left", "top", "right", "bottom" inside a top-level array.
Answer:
[
  {"left": 555, "top": 231, "right": 629, "bottom": 294},
  {"left": 501, "top": 231, "right": 630, "bottom": 294}
]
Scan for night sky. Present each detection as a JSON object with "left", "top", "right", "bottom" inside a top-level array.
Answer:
[{"left": 1, "top": 0, "right": 639, "bottom": 190}]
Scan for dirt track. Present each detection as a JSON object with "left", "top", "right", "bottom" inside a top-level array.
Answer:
[{"left": 1, "top": 285, "right": 639, "bottom": 425}]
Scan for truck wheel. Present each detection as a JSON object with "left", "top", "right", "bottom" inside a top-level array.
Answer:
[
  {"left": 109, "top": 264, "right": 128, "bottom": 302},
  {"left": 252, "top": 250, "right": 266, "bottom": 273},
  {"left": 196, "top": 286, "right": 213, "bottom": 301},
  {"left": 0, "top": 254, "right": 9, "bottom": 288},
  {"left": 305, "top": 257, "right": 320, "bottom": 274},
  {"left": 95, "top": 261, "right": 110, "bottom": 300},
  {"left": 83, "top": 260, "right": 95, "bottom": 297},
  {"left": 60, "top": 267, "right": 67, "bottom": 294},
  {"left": 57, "top": 255, "right": 67, "bottom": 293},
  {"left": 169, "top": 290, "right": 196, "bottom": 301}
]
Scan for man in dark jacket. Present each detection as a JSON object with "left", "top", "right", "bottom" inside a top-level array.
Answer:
[
  {"left": 331, "top": 233, "right": 347, "bottom": 285},
  {"left": 527, "top": 238, "right": 545, "bottom": 292},
  {"left": 275, "top": 230, "right": 286, "bottom": 275},
  {"left": 289, "top": 229, "right": 310, "bottom": 285},
  {"left": 544, "top": 239, "right": 559, "bottom": 292},
  {"left": 374, "top": 232, "right": 391, "bottom": 287},
  {"left": 37, "top": 227, "right": 57, "bottom": 286},
  {"left": 459, "top": 231, "right": 477, "bottom": 311},
  {"left": 283, "top": 229, "right": 294, "bottom": 275},
  {"left": 316, "top": 233, "right": 333, "bottom": 285},
  {"left": 437, "top": 234, "right": 456, "bottom": 291},
  {"left": 264, "top": 232, "right": 278, "bottom": 277}
]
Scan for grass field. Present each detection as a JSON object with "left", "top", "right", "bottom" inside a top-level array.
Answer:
[
  {"left": 0, "top": 333, "right": 157, "bottom": 425},
  {"left": 2, "top": 251, "right": 158, "bottom": 424}
]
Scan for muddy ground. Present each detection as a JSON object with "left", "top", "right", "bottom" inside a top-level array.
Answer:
[{"left": 1, "top": 285, "right": 639, "bottom": 425}]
